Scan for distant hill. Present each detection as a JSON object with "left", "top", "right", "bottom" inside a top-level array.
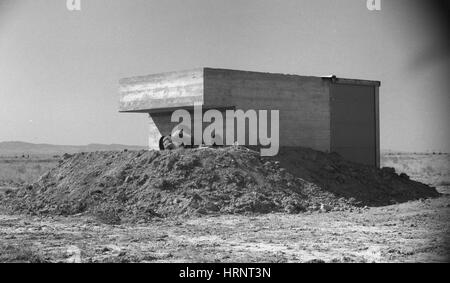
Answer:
[{"left": 0, "top": 141, "right": 147, "bottom": 156}]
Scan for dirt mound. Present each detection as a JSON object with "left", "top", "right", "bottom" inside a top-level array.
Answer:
[
  {"left": 274, "top": 147, "right": 440, "bottom": 206},
  {"left": 0, "top": 146, "right": 439, "bottom": 221}
]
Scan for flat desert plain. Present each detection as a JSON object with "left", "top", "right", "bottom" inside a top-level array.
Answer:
[{"left": 0, "top": 152, "right": 448, "bottom": 263}]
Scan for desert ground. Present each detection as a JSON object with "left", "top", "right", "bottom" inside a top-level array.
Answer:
[{"left": 0, "top": 152, "right": 448, "bottom": 263}]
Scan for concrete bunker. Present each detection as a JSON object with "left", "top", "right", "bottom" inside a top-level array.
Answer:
[{"left": 119, "top": 68, "right": 380, "bottom": 167}]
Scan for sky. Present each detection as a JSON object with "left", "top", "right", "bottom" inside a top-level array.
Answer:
[{"left": 0, "top": 0, "right": 449, "bottom": 152}]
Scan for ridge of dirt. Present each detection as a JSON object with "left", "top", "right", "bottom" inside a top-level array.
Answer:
[
  {"left": 0, "top": 146, "right": 439, "bottom": 222},
  {"left": 274, "top": 147, "right": 440, "bottom": 206}
]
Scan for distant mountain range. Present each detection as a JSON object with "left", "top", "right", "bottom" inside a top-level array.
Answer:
[
  {"left": 1, "top": 141, "right": 444, "bottom": 157},
  {"left": 0, "top": 141, "right": 147, "bottom": 156}
]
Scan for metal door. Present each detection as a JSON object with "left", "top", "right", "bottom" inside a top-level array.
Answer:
[{"left": 331, "top": 84, "right": 377, "bottom": 166}]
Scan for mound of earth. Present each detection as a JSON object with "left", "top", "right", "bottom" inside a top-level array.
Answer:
[
  {"left": 274, "top": 147, "right": 440, "bottom": 206},
  {"left": 0, "top": 146, "right": 439, "bottom": 222}
]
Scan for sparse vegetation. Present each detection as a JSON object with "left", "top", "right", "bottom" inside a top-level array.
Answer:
[
  {"left": 0, "top": 156, "right": 58, "bottom": 186},
  {"left": 0, "top": 243, "right": 47, "bottom": 263},
  {"left": 381, "top": 153, "right": 450, "bottom": 187}
]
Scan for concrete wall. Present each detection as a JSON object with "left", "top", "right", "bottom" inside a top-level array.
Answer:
[
  {"left": 148, "top": 113, "right": 172, "bottom": 150},
  {"left": 119, "top": 68, "right": 204, "bottom": 112},
  {"left": 204, "top": 68, "right": 331, "bottom": 151}
]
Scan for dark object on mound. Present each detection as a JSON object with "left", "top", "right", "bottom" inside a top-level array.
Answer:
[{"left": 0, "top": 147, "right": 439, "bottom": 221}]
